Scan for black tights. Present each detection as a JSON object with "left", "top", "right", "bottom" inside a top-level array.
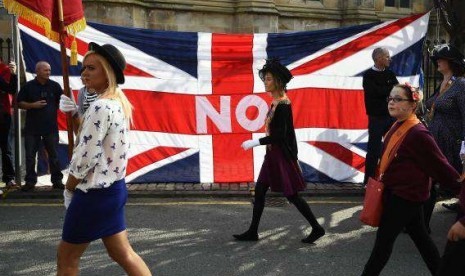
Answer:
[
  {"left": 361, "top": 194, "right": 440, "bottom": 276},
  {"left": 423, "top": 183, "right": 437, "bottom": 230},
  {"left": 248, "top": 182, "right": 322, "bottom": 234}
]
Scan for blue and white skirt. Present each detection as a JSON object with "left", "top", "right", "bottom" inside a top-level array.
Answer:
[{"left": 62, "top": 178, "right": 127, "bottom": 244}]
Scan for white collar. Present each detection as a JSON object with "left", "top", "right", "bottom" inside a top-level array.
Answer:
[{"left": 372, "top": 66, "right": 385, "bottom": 72}]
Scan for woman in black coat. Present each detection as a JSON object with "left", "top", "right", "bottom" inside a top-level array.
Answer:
[{"left": 233, "top": 59, "right": 325, "bottom": 244}]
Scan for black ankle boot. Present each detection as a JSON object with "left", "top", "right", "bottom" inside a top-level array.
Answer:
[
  {"left": 301, "top": 227, "right": 325, "bottom": 244},
  {"left": 233, "top": 230, "right": 258, "bottom": 241}
]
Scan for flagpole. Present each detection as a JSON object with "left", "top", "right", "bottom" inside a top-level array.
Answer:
[
  {"left": 57, "top": 0, "right": 74, "bottom": 158},
  {"left": 11, "top": 14, "right": 21, "bottom": 186}
]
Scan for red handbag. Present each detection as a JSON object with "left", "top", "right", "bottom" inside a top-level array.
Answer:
[{"left": 360, "top": 177, "right": 384, "bottom": 226}]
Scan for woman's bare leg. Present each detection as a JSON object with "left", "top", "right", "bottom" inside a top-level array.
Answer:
[
  {"left": 56, "top": 240, "right": 89, "bottom": 276},
  {"left": 102, "top": 230, "right": 151, "bottom": 276}
]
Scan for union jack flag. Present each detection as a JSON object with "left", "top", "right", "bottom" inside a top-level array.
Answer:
[{"left": 18, "top": 12, "right": 429, "bottom": 184}]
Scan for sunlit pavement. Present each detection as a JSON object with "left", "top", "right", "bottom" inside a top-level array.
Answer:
[{"left": 0, "top": 197, "right": 457, "bottom": 276}]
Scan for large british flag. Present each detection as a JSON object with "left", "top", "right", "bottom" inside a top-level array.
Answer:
[{"left": 18, "top": 12, "right": 429, "bottom": 184}]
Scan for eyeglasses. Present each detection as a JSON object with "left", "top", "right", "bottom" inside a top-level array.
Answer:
[{"left": 386, "top": 97, "right": 413, "bottom": 103}]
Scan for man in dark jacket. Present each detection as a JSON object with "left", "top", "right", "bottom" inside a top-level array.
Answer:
[
  {"left": 0, "top": 59, "right": 18, "bottom": 191},
  {"left": 17, "top": 61, "right": 64, "bottom": 191},
  {"left": 363, "top": 47, "right": 398, "bottom": 184}
]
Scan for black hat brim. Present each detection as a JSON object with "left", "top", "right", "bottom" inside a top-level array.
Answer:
[
  {"left": 88, "top": 42, "right": 125, "bottom": 84},
  {"left": 430, "top": 55, "right": 465, "bottom": 69}
]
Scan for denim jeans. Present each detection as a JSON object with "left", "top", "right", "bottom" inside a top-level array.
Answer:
[{"left": 24, "top": 133, "right": 63, "bottom": 185}]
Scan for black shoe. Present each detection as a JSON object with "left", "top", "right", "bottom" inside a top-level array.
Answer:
[
  {"left": 21, "top": 183, "right": 36, "bottom": 192},
  {"left": 233, "top": 230, "right": 258, "bottom": 241},
  {"left": 52, "top": 182, "right": 65, "bottom": 190},
  {"left": 301, "top": 227, "right": 325, "bottom": 244},
  {"left": 442, "top": 202, "right": 460, "bottom": 212}
]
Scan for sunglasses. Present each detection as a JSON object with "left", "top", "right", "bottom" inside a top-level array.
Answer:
[{"left": 386, "top": 97, "right": 413, "bottom": 103}]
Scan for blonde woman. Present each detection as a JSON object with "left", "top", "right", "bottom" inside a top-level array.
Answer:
[{"left": 57, "top": 43, "right": 151, "bottom": 276}]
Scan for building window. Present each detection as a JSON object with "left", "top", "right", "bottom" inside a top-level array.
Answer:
[
  {"left": 385, "top": 0, "right": 395, "bottom": 7},
  {"left": 385, "top": 0, "right": 410, "bottom": 8}
]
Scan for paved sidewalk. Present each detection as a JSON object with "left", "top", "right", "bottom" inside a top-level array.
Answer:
[{"left": 0, "top": 182, "right": 365, "bottom": 199}]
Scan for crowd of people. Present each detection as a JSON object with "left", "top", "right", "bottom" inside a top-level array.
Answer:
[{"left": 0, "top": 41, "right": 464, "bottom": 275}]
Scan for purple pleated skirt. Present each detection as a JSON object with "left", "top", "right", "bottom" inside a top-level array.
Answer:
[
  {"left": 257, "top": 145, "right": 306, "bottom": 196},
  {"left": 62, "top": 178, "right": 127, "bottom": 244}
]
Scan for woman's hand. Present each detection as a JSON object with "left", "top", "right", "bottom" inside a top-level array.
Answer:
[
  {"left": 59, "top": 94, "right": 78, "bottom": 116},
  {"left": 8, "top": 61, "right": 16, "bottom": 74},
  {"left": 447, "top": 221, "right": 465, "bottom": 242},
  {"left": 241, "top": 139, "right": 260, "bottom": 150},
  {"left": 63, "top": 189, "right": 74, "bottom": 209}
]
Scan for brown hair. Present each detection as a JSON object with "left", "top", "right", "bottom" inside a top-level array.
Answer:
[
  {"left": 449, "top": 60, "right": 465, "bottom": 77},
  {"left": 393, "top": 84, "right": 423, "bottom": 112}
]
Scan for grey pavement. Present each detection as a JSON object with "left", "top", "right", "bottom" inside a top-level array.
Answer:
[
  {"left": 0, "top": 197, "right": 457, "bottom": 276},
  {"left": 0, "top": 181, "right": 365, "bottom": 199}
]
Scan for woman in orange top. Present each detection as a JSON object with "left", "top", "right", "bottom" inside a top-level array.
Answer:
[{"left": 361, "top": 84, "right": 461, "bottom": 276}]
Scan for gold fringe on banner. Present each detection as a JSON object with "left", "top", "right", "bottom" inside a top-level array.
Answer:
[
  {"left": 3, "top": 0, "right": 86, "bottom": 40},
  {"left": 3, "top": 0, "right": 54, "bottom": 40},
  {"left": 70, "top": 37, "right": 78, "bottom": 65},
  {"left": 4, "top": 0, "right": 87, "bottom": 66}
]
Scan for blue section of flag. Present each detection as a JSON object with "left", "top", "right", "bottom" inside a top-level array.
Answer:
[
  {"left": 389, "top": 38, "right": 426, "bottom": 77},
  {"left": 267, "top": 23, "right": 378, "bottom": 67},
  {"left": 130, "top": 153, "right": 200, "bottom": 183},
  {"left": 299, "top": 161, "right": 337, "bottom": 183},
  {"left": 353, "top": 142, "right": 368, "bottom": 152},
  {"left": 89, "top": 22, "right": 199, "bottom": 78},
  {"left": 20, "top": 30, "right": 83, "bottom": 76}
]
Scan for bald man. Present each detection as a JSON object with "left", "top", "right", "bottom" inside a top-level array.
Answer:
[
  {"left": 17, "top": 61, "right": 64, "bottom": 191},
  {"left": 363, "top": 47, "right": 399, "bottom": 185}
]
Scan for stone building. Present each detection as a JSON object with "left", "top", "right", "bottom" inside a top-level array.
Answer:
[{"left": 82, "top": 0, "right": 435, "bottom": 33}]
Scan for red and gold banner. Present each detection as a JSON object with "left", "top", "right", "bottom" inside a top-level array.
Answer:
[{"left": 3, "top": 0, "right": 86, "bottom": 42}]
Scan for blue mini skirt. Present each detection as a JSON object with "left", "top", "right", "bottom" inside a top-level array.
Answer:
[{"left": 62, "top": 178, "right": 128, "bottom": 244}]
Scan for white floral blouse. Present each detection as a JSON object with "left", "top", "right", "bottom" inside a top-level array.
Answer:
[{"left": 69, "top": 98, "right": 129, "bottom": 192}]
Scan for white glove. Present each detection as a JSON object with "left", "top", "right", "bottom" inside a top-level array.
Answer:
[
  {"left": 8, "top": 61, "right": 16, "bottom": 74},
  {"left": 63, "top": 189, "right": 74, "bottom": 209},
  {"left": 59, "top": 94, "right": 78, "bottom": 116},
  {"left": 241, "top": 139, "right": 260, "bottom": 150},
  {"left": 461, "top": 141, "right": 465, "bottom": 163}
]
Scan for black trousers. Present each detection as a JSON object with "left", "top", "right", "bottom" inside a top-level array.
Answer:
[
  {"left": 437, "top": 239, "right": 465, "bottom": 275},
  {"left": 362, "top": 194, "right": 440, "bottom": 276},
  {"left": 364, "top": 115, "right": 394, "bottom": 184},
  {"left": 437, "top": 211, "right": 465, "bottom": 276},
  {"left": 24, "top": 133, "right": 63, "bottom": 185},
  {"left": 423, "top": 183, "right": 437, "bottom": 230},
  {"left": 0, "top": 113, "right": 15, "bottom": 183}
]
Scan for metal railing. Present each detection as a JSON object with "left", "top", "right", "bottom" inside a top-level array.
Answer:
[{"left": 422, "top": 39, "right": 447, "bottom": 100}]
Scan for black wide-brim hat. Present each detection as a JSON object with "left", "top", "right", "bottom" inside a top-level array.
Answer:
[
  {"left": 430, "top": 44, "right": 465, "bottom": 69},
  {"left": 259, "top": 59, "right": 293, "bottom": 86},
  {"left": 88, "top": 42, "right": 126, "bottom": 84}
]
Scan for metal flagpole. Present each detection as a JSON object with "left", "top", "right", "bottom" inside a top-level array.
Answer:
[
  {"left": 57, "top": 0, "right": 74, "bottom": 157},
  {"left": 11, "top": 14, "right": 21, "bottom": 186}
]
